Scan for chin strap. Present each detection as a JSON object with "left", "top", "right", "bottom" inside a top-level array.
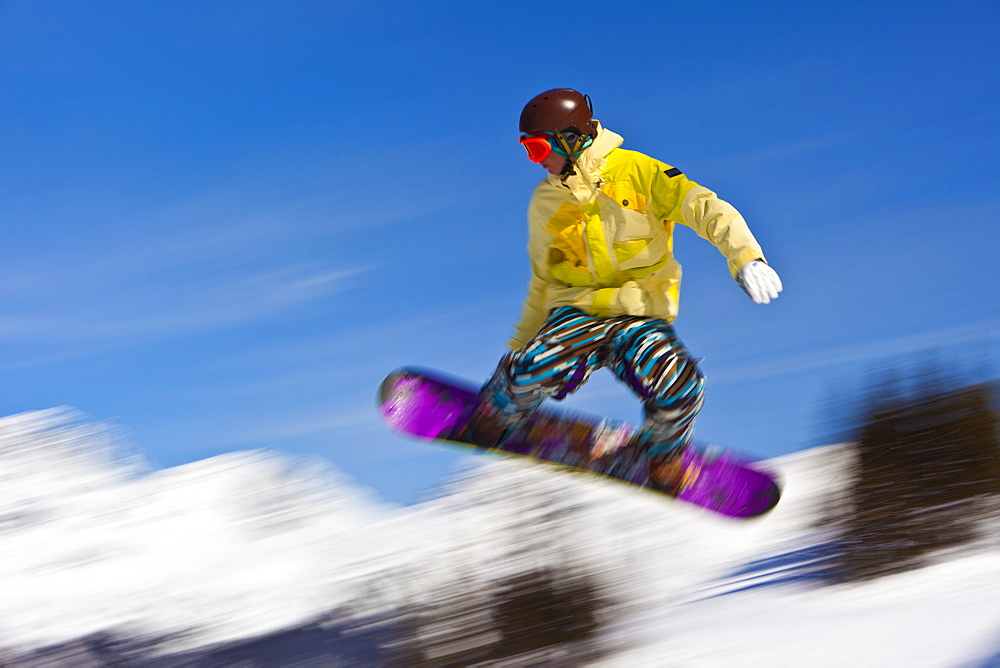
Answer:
[
  {"left": 559, "top": 159, "right": 577, "bottom": 180},
  {"left": 555, "top": 128, "right": 593, "bottom": 181}
]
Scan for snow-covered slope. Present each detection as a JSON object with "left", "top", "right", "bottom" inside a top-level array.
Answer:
[{"left": 0, "top": 409, "right": 998, "bottom": 666}]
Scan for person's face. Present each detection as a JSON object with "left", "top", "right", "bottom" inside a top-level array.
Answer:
[
  {"left": 519, "top": 133, "right": 570, "bottom": 175},
  {"left": 539, "top": 151, "right": 568, "bottom": 175}
]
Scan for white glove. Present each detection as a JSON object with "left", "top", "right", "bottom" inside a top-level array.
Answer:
[{"left": 737, "top": 260, "right": 783, "bottom": 304}]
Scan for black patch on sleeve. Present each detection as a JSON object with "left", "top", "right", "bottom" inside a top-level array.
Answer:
[{"left": 663, "top": 167, "right": 683, "bottom": 178}]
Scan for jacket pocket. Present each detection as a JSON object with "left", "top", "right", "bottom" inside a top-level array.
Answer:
[
  {"left": 614, "top": 234, "right": 671, "bottom": 270},
  {"left": 607, "top": 207, "right": 669, "bottom": 270},
  {"left": 601, "top": 183, "right": 648, "bottom": 212}
]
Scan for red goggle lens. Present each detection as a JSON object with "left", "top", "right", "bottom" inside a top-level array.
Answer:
[{"left": 519, "top": 134, "right": 552, "bottom": 163}]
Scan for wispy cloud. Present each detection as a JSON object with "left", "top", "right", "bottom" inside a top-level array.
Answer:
[
  {"left": 0, "top": 260, "right": 370, "bottom": 348},
  {"left": 706, "top": 318, "right": 1000, "bottom": 385},
  {"left": 719, "top": 133, "right": 858, "bottom": 167}
]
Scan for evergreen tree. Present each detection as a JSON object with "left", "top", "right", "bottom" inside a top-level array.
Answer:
[{"left": 829, "top": 367, "right": 1000, "bottom": 582}]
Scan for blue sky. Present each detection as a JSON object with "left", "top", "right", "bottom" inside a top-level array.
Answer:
[{"left": 2, "top": 1, "right": 998, "bottom": 504}]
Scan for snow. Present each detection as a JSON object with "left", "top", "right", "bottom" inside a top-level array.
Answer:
[
  {"left": 0, "top": 408, "right": 998, "bottom": 666},
  {"left": 598, "top": 555, "right": 1000, "bottom": 667}
]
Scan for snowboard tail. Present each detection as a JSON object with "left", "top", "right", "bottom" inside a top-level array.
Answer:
[{"left": 379, "top": 367, "right": 781, "bottom": 518}]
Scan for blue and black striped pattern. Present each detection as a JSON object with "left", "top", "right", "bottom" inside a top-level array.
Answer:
[{"left": 480, "top": 306, "right": 704, "bottom": 457}]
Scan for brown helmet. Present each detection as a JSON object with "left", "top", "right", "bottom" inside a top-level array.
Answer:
[{"left": 519, "top": 88, "right": 596, "bottom": 138}]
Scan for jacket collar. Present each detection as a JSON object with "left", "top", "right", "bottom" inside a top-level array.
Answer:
[{"left": 547, "top": 121, "right": 624, "bottom": 201}]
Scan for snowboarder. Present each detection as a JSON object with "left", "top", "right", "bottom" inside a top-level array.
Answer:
[{"left": 469, "top": 88, "right": 782, "bottom": 491}]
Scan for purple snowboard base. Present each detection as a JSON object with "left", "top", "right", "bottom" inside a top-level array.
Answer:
[{"left": 379, "top": 367, "right": 781, "bottom": 519}]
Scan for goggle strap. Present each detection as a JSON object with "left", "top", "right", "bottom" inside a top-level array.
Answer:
[{"left": 551, "top": 131, "right": 592, "bottom": 158}]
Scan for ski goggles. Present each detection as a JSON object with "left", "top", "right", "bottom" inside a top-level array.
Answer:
[
  {"left": 520, "top": 133, "right": 555, "bottom": 163},
  {"left": 519, "top": 130, "right": 593, "bottom": 163}
]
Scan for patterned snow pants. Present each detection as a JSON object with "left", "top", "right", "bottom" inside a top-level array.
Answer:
[{"left": 480, "top": 306, "right": 705, "bottom": 457}]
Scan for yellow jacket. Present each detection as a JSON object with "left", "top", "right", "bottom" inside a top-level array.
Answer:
[{"left": 511, "top": 123, "right": 766, "bottom": 349}]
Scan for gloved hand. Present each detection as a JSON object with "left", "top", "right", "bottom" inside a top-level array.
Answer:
[{"left": 737, "top": 260, "right": 783, "bottom": 304}]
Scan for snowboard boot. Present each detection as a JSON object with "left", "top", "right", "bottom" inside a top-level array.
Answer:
[
  {"left": 461, "top": 395, "right": 533, "bottom": 449},
  {"left": 630, "top": 422, "right": 696, "bottom": 496},
  {"left": 461, "top": 361, "right": 542, "bottom": 448},
  {"left": 647, "top": 449, "right": 698, "bottom": 496},
  {"left": 628, "top": 395, "right": 702, "bottom": 494}
]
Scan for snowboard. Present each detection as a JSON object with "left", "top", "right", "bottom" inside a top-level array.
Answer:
[{"left": 379, "top": 367, "right": 781, "bottom": 519}]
